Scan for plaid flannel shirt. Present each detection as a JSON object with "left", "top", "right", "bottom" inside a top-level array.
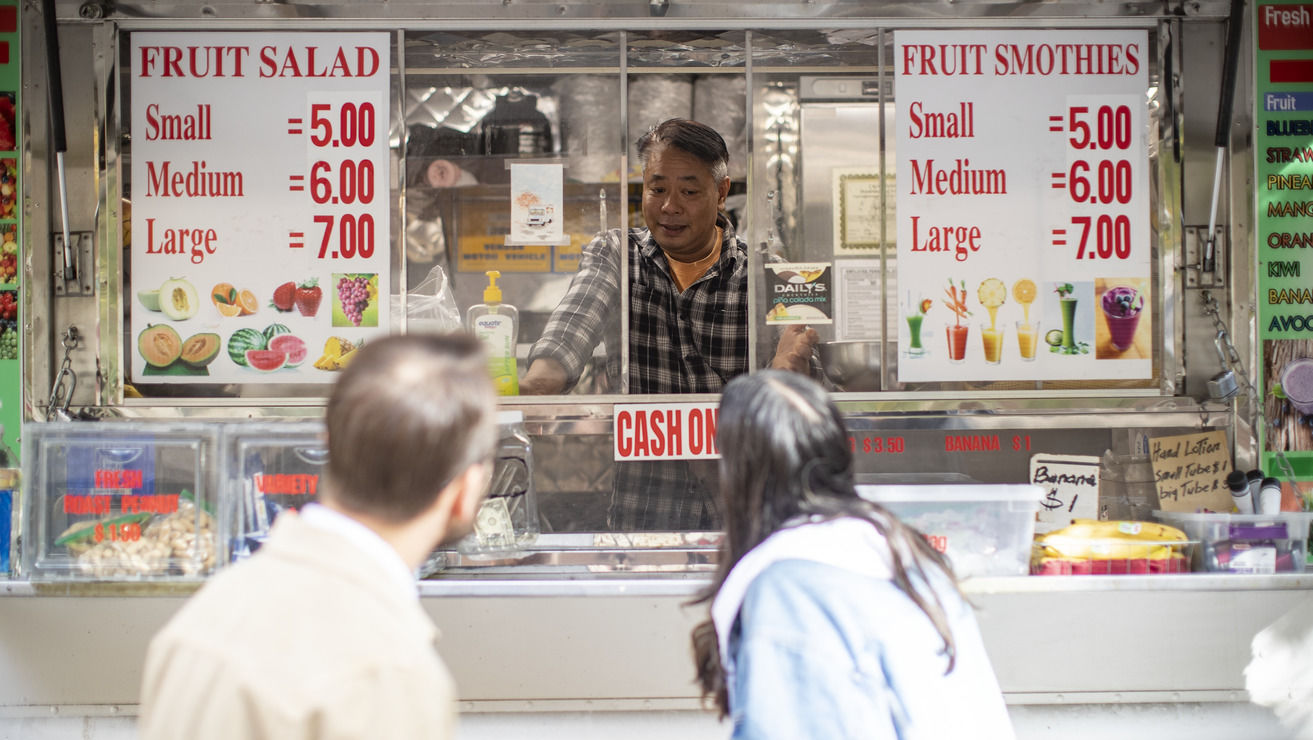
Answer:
[{"left": 528, "top": 214, "right": 749, "bottom": 530}]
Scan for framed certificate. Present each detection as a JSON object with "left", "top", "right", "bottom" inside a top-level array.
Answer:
[{"left": 832, "top": 167, "right": 881, "bottom": 254}]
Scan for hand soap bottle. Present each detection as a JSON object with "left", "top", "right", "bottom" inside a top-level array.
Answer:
[{"left": 467, "top": 270, "right": 519, "bottom": 395}]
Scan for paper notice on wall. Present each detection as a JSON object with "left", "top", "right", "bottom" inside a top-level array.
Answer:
[
  {"left": 1149, "top": 430, "right": 1233, "bottom": 513},
  {"left": 1029, "top": 453, "right": 1101, "bottom": 533},
  {"left": 507, "top": 162, "right": 566, "bottom": 246}
]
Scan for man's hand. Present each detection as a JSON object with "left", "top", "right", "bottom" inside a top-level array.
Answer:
[
  {"left": 770, "top": 325, "right": 820, "bottom": 375},
  {"left": 520, "top": 357, "right": 569, "bottom": 395}
]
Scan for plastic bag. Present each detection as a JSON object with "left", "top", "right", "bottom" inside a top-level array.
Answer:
[{"left": 394, "top": 263, "right": 462, "bottom": 334}]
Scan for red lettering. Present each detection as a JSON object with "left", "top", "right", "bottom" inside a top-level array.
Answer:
[
  {"left": 94, "top": 469, "right": 144, "bottom": 489},
  {"left": 705, "top": 408, "right": 718, "bottom": 455},
  {"left": 616, "top": 411, "right": 633, "bottom": 458},
  {"left": 633, "top": 411, "right": 650, "bottom": 457},
  {"left": 688, "top": 409, "right": 703, "bottom": 455},
  {"left": 63, "top": 495, "right": 111, "bottom": 515},
  {"left": 666, "top": 409, "right": 682, "bottom": 457},
  {"left": 650, "top": 410, "right": 666, "bottom": 457}
]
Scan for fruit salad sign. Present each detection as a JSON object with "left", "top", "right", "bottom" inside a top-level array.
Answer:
[
  {"left": 895, "top": 30, "right": 1152, "bottom": 383},
  {"left": 129, "top": 32, "right": 391, "bottom": 384}
]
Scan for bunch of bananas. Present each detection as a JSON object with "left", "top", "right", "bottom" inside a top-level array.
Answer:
[{"left": 1034, "top": 519, "right": 1190, "bottom": 562}]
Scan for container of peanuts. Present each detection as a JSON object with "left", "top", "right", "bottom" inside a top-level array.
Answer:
[{"left": 21, "top": 422, "right": 223, "bottom": 581}]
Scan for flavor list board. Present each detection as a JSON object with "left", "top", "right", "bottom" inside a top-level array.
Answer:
[
  {"left": 1256, "top": 2, "right": 1313, "bottom": 484},
  {"left": 129, "top": 32, "right": 391, "bottom": 384},
  {"left": 894, "top": 30, "right": 1152, "bottom": 383}
]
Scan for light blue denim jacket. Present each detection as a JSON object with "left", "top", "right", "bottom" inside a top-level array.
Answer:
[{"left": 718, "top": 523, "right": 1015, "bottom": 740}]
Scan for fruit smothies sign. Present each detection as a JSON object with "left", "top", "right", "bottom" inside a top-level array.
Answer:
[
  {"left": 894, "top": 29, "right": 1152, "bottom": 384},
  {"left": 128, "top": 32, "right": 391, "bottom": 384}
]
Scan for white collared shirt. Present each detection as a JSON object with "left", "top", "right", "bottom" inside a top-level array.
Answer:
[{"left": 298, "top": 503, "right": 418, "bottom": 600}]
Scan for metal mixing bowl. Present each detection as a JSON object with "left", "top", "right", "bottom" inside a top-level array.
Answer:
[{"left": 816, "top": 340, "right": 881, "bottom": 392}]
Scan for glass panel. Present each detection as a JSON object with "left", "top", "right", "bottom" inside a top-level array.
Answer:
[
  {"left": 749, "top": 30, "right": 882, "bottom": 389},
  {"left": 402, "top": 31, "right": 625, "bottom": 396}
]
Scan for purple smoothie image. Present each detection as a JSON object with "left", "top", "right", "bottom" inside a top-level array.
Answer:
[
  {"left": 1101, "top": 285, "right": 1144, "bottom": 352},
  {"left": 1281, "top": 358, "right": 1313, "bottom": 416}
]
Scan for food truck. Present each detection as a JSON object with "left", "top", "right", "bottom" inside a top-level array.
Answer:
[{"left": 0, "top": 0, "right": 1311, "bottom": 736}]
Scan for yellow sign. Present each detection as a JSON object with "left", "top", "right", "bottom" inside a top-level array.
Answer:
[{"left": 456, "top": 238, "right": 551, "bottom": 273}]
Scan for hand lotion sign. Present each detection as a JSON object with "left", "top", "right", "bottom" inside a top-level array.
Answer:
[
  {"left": 129, "top": 32, "right": 391, "bottom": 385},
  {"left": 894, "top": 30, "right": 1151, "bottom": 383}
]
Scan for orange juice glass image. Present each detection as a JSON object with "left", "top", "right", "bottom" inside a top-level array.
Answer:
[
  {"left": 1016, "top": 319, "right": 1040, "bottom": 361},
  {"left": 946, "top": 324, "right": 969, "bottom": 363},
  {"left": 981, "top": 323, "right": 1004, "bottom": 364}
]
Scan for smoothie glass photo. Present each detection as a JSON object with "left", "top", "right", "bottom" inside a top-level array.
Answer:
[
  {"left": 946, "top": 324, "right": 969, "bottom": 363},
  {"left": 943, "top": 279, "right": 971, "bottom": 364},
  {"left": 1101, "top": 285, "right": 1144, "bottom": 352},
  {"left": 1050, "top": 282, "right": 1084, "bottom": 355},
  {"left": 1281, "top": 358, "right": 1313, "bottom": 416},
  {"left": 981, "top": 323, "right": 1004, "bottom": 364},
  {"left": 1016, "top": 319, "right": 1040, "bottom": 361},
  {"left": 977, "top": 277, "right": 1007, "bottom": 365},
  {"left": 906, "top": 295, "right": 931, "bottom": 357},
  {"left": 1013, "top": 279, "right": 1038, "bottom": 361}
]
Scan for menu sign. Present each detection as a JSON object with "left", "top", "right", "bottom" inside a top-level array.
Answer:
[
  {"left": 1256, "top": 1, "right": 1313, "bottom": 481},
  {"left": 129, "top": 32, "right": 391, "bottom": 384},
  {"left": 895, "top": 30, "right": 1151, "bottom": 383},
  {"left": 1150, "top": 430, "right": 1233, "bottom": 513}
]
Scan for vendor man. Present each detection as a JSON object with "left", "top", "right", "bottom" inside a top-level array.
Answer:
[{"left": 521, "top": 118, "right": 817, "bottom": 529}]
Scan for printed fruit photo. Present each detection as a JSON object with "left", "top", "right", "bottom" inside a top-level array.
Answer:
[
  {"left": 228, "top": 324, "right": 306, "bottom": 372},
  {"left": 294, "top": 278, "right": 322, "bottom": 317},
  {"left": 332, "top": 273, "right": 378, "bottom": 328},
  {"left": 0, "top": 225, "right": 16, "bottom": 284},
  {"left": 313, "top": 336, "right": 360, "bottom": 371},
  {"left": 161, "top": 278, "right": 200, "bottom": 320},
  {"left": 271, "top": 281, "right": 296, "bottom": 312},
  {"left": 0, "top": 158, "right": 15, "bottom": 219},
  {"left": 0, "top": 289, "right": 16, "bottom": 322},
  {"left": 212, "top": 282, "right": 258, "bottom": 317},
  {"left": 138, "top": 326, "right": 214, "bottom": 376},
  {"left": 0, "top": 93, "right": 15, "bottom": 152},
  {"left": 227, "top": 327, "right": 267, "bottom": 366}
]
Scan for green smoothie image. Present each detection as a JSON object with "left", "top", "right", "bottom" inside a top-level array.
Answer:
[
  {"left": 907, "top": 313, "right": 924, "bottom": 354},
  {"left": 906, "top": 296, "right": 930, "bottom": 357},
  {"left": 1046, "top": 283, "right": 1089, "bottom": 355}
]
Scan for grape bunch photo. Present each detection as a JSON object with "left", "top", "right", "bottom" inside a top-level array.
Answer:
[{"left": 331, "top": 273, "right": 379, "bottom": 328}]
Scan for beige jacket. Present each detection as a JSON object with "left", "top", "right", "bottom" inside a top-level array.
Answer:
[{"left": 139, "top": 513, "right": 456, "bottom": 740}]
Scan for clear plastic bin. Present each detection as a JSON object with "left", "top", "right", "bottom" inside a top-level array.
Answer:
[
  {"left": 21, "top": 422, "right": 222, "bottom": 581},
  {"left": 857, "top": 484, "right": 1044, "bottom": 578},
  {"left": 223, "top": 421, "right": 327, "bottom": 561},
  {"left": 1154, "top": 511, "right": 1313, "bottom": 574}
]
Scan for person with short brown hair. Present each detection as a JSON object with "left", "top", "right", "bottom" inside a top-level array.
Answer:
[{"left": 139, "top": 334, "right": 497, "bottom": 740}]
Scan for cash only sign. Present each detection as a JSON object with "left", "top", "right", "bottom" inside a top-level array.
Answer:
[
  {"left": 894, "top": 30, "right": 1152, "bottom": 383},
  {"left": 129, "top": 33, "right": 391, "bottom": 384}
]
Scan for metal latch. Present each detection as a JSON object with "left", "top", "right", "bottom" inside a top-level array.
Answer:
[
  {"left": 1184, "top": 226, "right": 1225, "bottom": 288},
  {"left": 53, "top": 231, "right": 93, "bottom": 296}
]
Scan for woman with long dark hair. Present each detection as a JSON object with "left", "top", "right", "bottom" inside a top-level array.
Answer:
[{"left": 690, "top": 370, "right": 1014, "bottom": 739}]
